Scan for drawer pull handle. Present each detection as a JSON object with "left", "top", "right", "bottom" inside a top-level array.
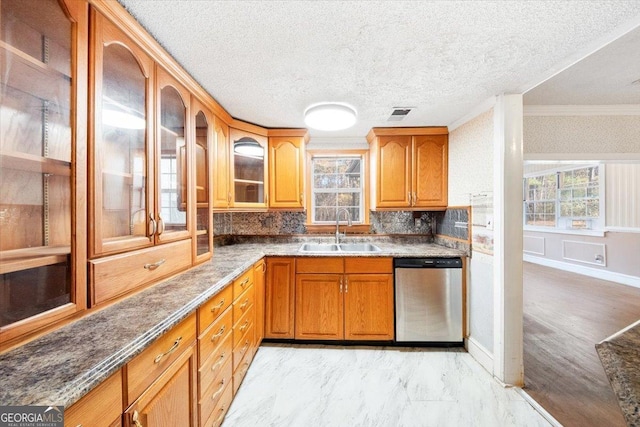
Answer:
[
  {"left": 240, "top": 277, "right": 250, "bottom": 288},
  {"left": 240, "top": 300, "right": 249, "bottom": 310},
  {"left": 144, "top": 259, "right": 166, "bottom": 270},
  {"left": 211, "top": 299, "right": 225, "bottom": 312},
  {"left": 215, "top": 406, "right": 226, "bottom": 425},
  {"left": 154, "top": 336, "right": 182, "bottom": 364},
  {"left": 212, "top": 352, "right": 226, "bottom": 371},
  {"left": 211, "top": 379, "right": 225, "bottom": 401},
  {"left": 242, "top": 340, "right": 249, "bottom": 353},
  {"left": 132, "top": 410, "right": 144, "bottom": 427},
  {"left": 211, "top": 325, "right": 226, "bottom": 342},
  {"left": 239, "top": 320, "right": 249, "bottom": 332}
]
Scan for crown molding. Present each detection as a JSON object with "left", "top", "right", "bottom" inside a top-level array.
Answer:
[
  {"left": 448, "top": 96, "right": 497, "bottom": 131},
  {"left": 524, "top": 104, "right": 640, "bottom": 116}
]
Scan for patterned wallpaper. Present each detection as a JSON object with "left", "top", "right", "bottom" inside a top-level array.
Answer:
[
  {"left": 448, "top": 108, "right": 494, "bottom": 206},
  {"left": 524, "top": 115, "right": 640, "bottom": 154}
]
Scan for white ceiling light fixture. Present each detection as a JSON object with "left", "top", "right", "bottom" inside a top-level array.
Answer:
[{"left": 304, "top": 102, "right": 357, "bottom": 131}]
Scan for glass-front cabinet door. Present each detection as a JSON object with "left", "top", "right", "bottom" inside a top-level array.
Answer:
[
  {"left": 0, "top": 0, "right": 87, "bottom": 344},
  {"left": 191, "top": 98, "right": 213, "bottom": 262},
  {"left": 90, "top": 10, "right": 154, "bottom": 257},
  {"left": 230, "top": 128, "right": 268, "bottom": 208},
  {"left": 156, "top": 67, "right": 191, "bottom": 244}
]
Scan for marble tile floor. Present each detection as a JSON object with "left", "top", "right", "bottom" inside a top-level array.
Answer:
[{"left": 223, "top": 344, "right": 553, "bottom": 427}]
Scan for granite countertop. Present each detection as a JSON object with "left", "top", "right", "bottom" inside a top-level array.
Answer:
[
  {"left": 0, "top": 237, "right": 465, "bottom": 408},
  {"left": 596, "top": 319, "right": 640, "bottom": 426}
]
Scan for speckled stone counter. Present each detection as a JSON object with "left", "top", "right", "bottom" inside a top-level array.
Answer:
[
  {"left": 596, "top": 319, "right": 640, "bottom": 426},
  {"left": 0, "top": 237, "right": 465, "bottom": 408}
]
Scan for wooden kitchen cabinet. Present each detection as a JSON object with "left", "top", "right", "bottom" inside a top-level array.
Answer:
[
  {"left": 253, "top": 259, "right": 266, "bottom": 344},
  {"left": 212, "top": 116, "right": 230, "bottom": 209},
  {"left": 368, "top": 128, "right": 448, "bottom": 210},
  {"left": 294, "top": 257, "right": 394, "bottom": 341},
  {"left": 191, "top": 97, "right": 214, "bottom": 263},
  {"left": 265, "top": 257, "right": 296, "bottom": 338},
  {"left": 124, "top": 342, "right": 197, "bottom": 427},
  {"left": 0, "top": 0, "right": 88, "bottom": 347},
  {"left": 64, "top": 370, "right": 123, "bottom": 427},
  {"left": 268, "top": 134, "right": 306, "bottom": 209},
  {"left": 229, "top": 128, "right": 268, "bottom": 208}
]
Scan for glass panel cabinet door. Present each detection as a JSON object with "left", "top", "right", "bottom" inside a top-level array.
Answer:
[
  {"left": 91, "top": 11, "right": 154, "bottom": 256},
  {"left": 192, "top": 98, "right": 212, "bottom": 262},
  {"left": 230, "top": 128, "right": 268, "bottom": 207},
  {"left": 156, "top": 68, "right": 190, "bottom": 244},
  {"left": 0, "top": 0, "right": 87, "bottom": 341}
]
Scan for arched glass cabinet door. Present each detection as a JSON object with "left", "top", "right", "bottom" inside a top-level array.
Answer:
[
  {"left": 91, "top": 10, "right": 154, "bottom": 256},
  {"left": 192, "top": 98, "right": 213, "bottom": 263},
  {"left": 156, "top": 67, "right": 191, "bottom": 244},
  {"left": 230, "top": 128, "right": 268, "bottom": 207},
  {"left": 0, "top": 0, "right": 88, "bottom": 343}
]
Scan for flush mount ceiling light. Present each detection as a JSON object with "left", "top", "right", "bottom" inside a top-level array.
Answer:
[{"left": 304, "top": 102, "right": 357, "bottom": 131}]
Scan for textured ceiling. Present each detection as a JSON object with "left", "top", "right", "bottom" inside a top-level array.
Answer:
[
  {"left": 524, "top": 25, "right": 640, "bottom": 105},
  {"left": 117, "top": 1, "right": 640, "bottom": 137}
]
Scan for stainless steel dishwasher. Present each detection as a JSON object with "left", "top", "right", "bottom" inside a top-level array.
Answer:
[{"left": 394, "top": 258, "right": 463, "bottom": 344}]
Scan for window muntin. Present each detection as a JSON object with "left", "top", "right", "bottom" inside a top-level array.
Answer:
[{"left": 311, "top": 156, "right": 364, "bottom": 224}]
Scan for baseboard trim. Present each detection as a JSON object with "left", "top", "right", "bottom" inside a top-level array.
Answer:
[
  {"left": 516, "top": 389, "right": 564, "bottom": 427},
  {"left": 523, "top": 254, "right": 640, "bottom": 289},
  {"left": 465, "top": 336, "right": 494, "bottom": 374}
]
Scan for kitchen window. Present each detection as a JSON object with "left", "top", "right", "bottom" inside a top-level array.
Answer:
[
  {"left": 307, "top": 151, "right": 369, "bottom": 229},
  {"left": 524, "top": 164, "right": 603, "bottom": 231}
]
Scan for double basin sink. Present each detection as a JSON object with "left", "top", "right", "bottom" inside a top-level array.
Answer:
[{"left": 299, "top": 242, "right": 382, "bottom": 253}]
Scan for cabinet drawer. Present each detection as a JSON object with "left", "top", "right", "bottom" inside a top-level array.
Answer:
[
  {"left": 345, "top": 257, "right": 392, "bottom": 274},
  {"left": 199, "top": 357, "right": 232, "bottom": 424},
  {"left": 296, "top": 257, "right": 343, "bottom": 273},
  {"left": 233, "top": 268, "right": 254, "bottom": 299},
  {"left": 90, "top": 239, "right": 192, "bottom": 306},
  {"left": 233, "top": 305, "right": 254, "bottom": 348},
  {"left": 232, "top": 324, "right": 254, "bottom": 372},
  {"left": 199, "top": 332, "right": 233, "bottom": 397},
  {"left": 198, "top": 285, "right": 233, "bottom": 334},
  {"left": 232, "top": 339, "right": 255, "bottom": 395},
  {"left": 199, "top": 306, "right": 233, "bottom": 363},
  {"left": 126, "top": 312, "right": 196, "bottom": 404},
  {"left": 233, "top": 284, "right": 254, "bottom": 325},
  {"left": 202, "top": 382, "right": 233, "bottom": 427},
  {"left": 64, "top": 370, "right": 122, "bottom": 427}
]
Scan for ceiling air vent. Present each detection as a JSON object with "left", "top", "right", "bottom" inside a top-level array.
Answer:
[{"left": 387, "top": 108, "right": 413, "bottom": 122}]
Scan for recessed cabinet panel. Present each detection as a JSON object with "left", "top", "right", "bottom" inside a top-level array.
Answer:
[
  {"left": 192, "top": 103, "right": 213, "bottom": 262},
  {"left": 413, "top": 134, "right": 448, "bottom": 207},
  {"left": 377, "top": 136, "right": 411, "bottom": 207},
  {"left": 212, "top": 117, "right": 230, "bottom": 208}
]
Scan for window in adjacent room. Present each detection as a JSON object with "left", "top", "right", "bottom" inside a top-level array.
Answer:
[{"left": 523, "top": 164, "right": 603, "bottom": 231}]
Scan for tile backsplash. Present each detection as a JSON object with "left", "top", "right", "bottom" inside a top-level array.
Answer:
[{"left": 214, "top": 209, "right": 469, "bottom": 241}]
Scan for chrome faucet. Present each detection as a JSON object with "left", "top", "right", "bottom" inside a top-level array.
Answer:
[{"left": 335, "top": 208, "right": 352, "bottom": 244}]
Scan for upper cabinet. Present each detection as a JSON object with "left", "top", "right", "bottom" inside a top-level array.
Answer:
[
  {"left": 229, "top": 127, "right": 268, "bottom": 208},
  {"left": 367, "top": 128, "right": 448, "bottom": 210},
  {"left": 0, "top": 0, "right": 88, "bottom": 345},
  {"left": 191, "top": 98, "right": 213, "bottom": 263},
  {"left": 268, "top": 133, "right": 307, "bottom": 209},
  {"left": 212, "top": 116, "right": 230, "bottom": 209},
  {"left": 90, "top": 9, "right": 155, "bottom": 257}
]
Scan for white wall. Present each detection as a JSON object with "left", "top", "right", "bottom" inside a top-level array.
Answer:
[{"left": 449, "top": 108, "right": 495, "bottom": 364}]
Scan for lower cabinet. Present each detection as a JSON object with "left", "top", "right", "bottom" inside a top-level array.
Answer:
[
  {"left": 265, "top": 257, "right": 296, "bottom": 339},
  {"left": 64, "top": 370, "right": 123, "bottom": 427},
  {"left": 295, "top": 257, "right": 394, "bottom": 341},
  {"left": 124, "top": 342, "right": 197, "bottom": 427}
]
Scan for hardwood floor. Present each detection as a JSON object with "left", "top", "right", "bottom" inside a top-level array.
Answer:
[{"left": 523, "top": 262, "right": 640, "bottom": 427}]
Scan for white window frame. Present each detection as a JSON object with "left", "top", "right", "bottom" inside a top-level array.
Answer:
[
  {"left": 310, "top": 154, "right": 365, "bottom": 225},
  {"left": 523, "top": 163, "right": 605, "bottom": 233}
]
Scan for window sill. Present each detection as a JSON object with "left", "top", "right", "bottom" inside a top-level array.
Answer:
[
  {"left": 305, "top": 224, "right": 371, "bottom": 234},
  {"left": 523, "top": 226, "right": 605, "bottom": 237}
]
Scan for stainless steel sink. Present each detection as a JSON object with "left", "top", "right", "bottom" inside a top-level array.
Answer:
[
  {"left": 338, "top": 243, "right": 382, "bottom": 253},
  {"left": 298, "top": 242, "right": 382, "bottom": 253},
  {"left": 299, "top": 243, "right": 340, "bottom": 252}
]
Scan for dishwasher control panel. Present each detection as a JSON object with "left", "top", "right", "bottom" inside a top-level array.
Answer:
[{"left": 394, "top": 257, "right": 462, "bottom": 268}]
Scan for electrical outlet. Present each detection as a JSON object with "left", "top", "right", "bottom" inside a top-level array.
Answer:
[
  {"left": 486, "top": 215, "right": 493, "bottom": 230},
  {"left": 414, "top": 218, "right": 421, "bottom": 228}
]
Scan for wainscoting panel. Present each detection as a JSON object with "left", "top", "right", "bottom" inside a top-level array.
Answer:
[
  {"left": 562, "top": 240, "right": 606, "bottom": 267},
  {"left": 523, "top": 235, "right": 545, "bottom": 255}
]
